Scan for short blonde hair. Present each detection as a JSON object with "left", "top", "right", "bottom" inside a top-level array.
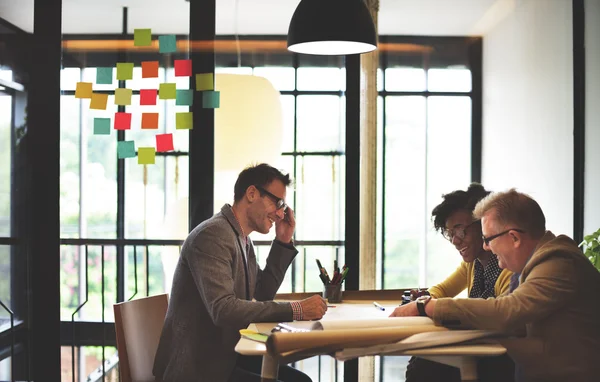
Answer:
[{"left": 473, "top": 189, "right": 546, "bottom": 238}]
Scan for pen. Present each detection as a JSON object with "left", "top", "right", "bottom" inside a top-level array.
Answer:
[{"left": 373, "top": 301, "right": 385, "bottom": 311}]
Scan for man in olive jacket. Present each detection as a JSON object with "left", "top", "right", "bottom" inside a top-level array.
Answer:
[
  {"left": 392, "top": 189, "right": 600, "bottom": 382},
  {"left": 153, "top": 164, "right": 327, "bottom": 382}
]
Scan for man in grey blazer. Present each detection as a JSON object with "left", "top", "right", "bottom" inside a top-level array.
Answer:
[
  {"left": 391, "top": 189, "right": 600, "bottom": 381},
  {"left": 153, "top": 163, "right": 327, "bottom": 382}
]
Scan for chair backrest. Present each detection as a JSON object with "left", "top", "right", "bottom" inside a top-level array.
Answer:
[{"left": 114, "top": 294, "right": 169, "bottom": 382}]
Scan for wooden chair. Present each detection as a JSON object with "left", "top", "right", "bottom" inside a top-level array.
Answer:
[{"left": 114, "top": 294, "right": 169, "bottom": 382}]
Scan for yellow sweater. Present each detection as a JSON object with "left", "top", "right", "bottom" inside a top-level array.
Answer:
[{"left": 427, "top": 261, "right": 513, "bottom": 298}]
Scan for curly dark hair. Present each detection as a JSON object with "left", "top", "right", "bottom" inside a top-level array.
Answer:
[
  {"left": 233, "top": 163, "right": 292, "bottom": 202},
  {"left": 431, "top": 183, "right": 491, "bottom": 233}
]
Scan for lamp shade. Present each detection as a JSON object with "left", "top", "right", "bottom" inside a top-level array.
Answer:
[{"left": 287, "top": 0, "right": 377, "bottom": 55}]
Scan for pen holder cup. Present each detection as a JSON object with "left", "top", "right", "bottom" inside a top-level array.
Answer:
[{"left": 323, "top": 284, "right": 343, "bottom": 303}]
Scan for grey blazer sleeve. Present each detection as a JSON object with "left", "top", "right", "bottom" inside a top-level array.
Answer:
[
  {"left": 254, "top": 240, "right": 298, "bottom": 301},
  {"left": 183, "top": 224, "right": 294, "bottom": 329}
]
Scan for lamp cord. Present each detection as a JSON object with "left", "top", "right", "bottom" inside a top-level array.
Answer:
[{"left": 234, "top": 0, "right": 241, "bottom": 68}]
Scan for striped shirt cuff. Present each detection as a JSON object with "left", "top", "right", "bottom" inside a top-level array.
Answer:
[{"left": 290, "top": 301, "right": 303, "bottom": 321}]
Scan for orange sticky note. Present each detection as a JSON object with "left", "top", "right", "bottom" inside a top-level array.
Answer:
[
  {"left": 141, "top": 112, "right": 159, "bottom": 129},
  {"left": 90, "top": 93, "right": 108, "bottom": 110},
  {"left": 75, "top": 82, "right": 93, "bottom": 99},
  {"left": 142, "top": 61, "right": 159, "bottom": 78}
]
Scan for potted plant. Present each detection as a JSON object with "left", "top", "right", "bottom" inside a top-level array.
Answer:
[{"left": 579, "top": 228, "right": 600, "bottom": 272}]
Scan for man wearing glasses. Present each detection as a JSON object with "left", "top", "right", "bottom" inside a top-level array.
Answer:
[
  {"left": 154, "top": 163, "right": 326, "bottom": 382},
  {"left": 393, "top": 189, "right": 600, "bottom": 381}
]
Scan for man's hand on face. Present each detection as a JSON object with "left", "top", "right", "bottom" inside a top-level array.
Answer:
[
  {"left": 389, "top": 301, "right": 419, "bottom": 317},
  {"left": 298, "top": 294, "right": 327, "bottom": 321},
  {"left": 275, "top": 207, "right": 295, "bottom": 244}
]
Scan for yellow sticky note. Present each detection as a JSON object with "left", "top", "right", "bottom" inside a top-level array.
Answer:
[
  {"left": 175, "top": 112, "right": 193, "bottom": 130},
  {"left": 138, "top": 147, "right": 156, "bottom": 165},
  {"left": 159, "top": 83, "right": 177, "bottom": 99},
  {"left": 195, "top": 73, "right": 214, "bottom": 91},
  {"left": 75, "top": 82, "right": 93, "bottom": 99},
  {"left": 115, "top": 88, "right": 132, "bottom": 106},
  {"left": 90, "top": 93, "right": 109, "bottom": 110},
  {"left": 134, "top": 28, "right": 152, "bottom": 47},
  {"left": 116, "top": 63, "right": 134, "bottom": 81}
]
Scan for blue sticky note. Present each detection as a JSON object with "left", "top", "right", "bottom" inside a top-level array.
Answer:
[
  {"left": 176, "top": 89, "right": 193, "bottom": 106},
  {"left": 117, "top": 140, "right": 136, "bottom": 159},
  {"left": 96, "top": 67, "right": 113, "bottom": 85},
  {"left": 93, "top": 117, "right": 111, "bottom": 135},
  {"left": 202, "top": 91, "right": 220, "bottom": 108},
  {"left": 159, "top": 35, "right": 177, "bottom": 54}
]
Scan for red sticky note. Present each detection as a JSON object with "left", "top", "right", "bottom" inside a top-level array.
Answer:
[
  {"left": 140, "top": 89, "right": 158, "bottom": 105},
  {"left": 141, "top": 113, "right": 159, "bottom": 129},
  {"left": 141, "top": 61, "right": 159, "bottom": 78},
  {"left": 156, "top": 133, "right": 174, "bottom": 152},
  {"left": 174, "top": 59, "right": 192, "bottom": 77},
  {"left": 114, "top": 112, "right": 132, "bottom": 130}
]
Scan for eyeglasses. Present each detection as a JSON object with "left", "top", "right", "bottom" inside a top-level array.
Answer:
[
  {"left": 482, "top": 228, "right": 525, "bottom": 246},
  {"left": 442, "top": 220, "right": 480, "bottom": 242},
  {"left": 255, "top": 185, "right": 288, "bottom": 211}
]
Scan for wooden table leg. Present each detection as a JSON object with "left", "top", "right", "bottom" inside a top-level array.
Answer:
[
  {"left": 419, "top": 355, "right": 478, "bottom": 382},
  {"left": 261, "top": 354, "right": 279, "bottom": 381}
]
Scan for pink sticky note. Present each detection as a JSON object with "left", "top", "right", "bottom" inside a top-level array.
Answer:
[
  {"left": 140, "top": 89, "right": 158, "bottom": 105},
  {"left": 114, "top": 112, "right": 132, "bottom": 130},
  {"left": 174, "top": 59, "right": 192, "bottom": 77},
  {"left": 156, "top": 133, "right": 174, "bottom": 152}
]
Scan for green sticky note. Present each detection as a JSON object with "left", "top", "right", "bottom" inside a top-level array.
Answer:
[
  {"left": 134, "top": 28, "right": 152, "bottom": 47},
  {"left": 176, "top": 89, "right": 193, "bottom": 106},
  {"left": 115, "top": 88, "right": 132, "bottom": 106},
  {"left": 195, "top": 73, "right": 214, "bottom": 91},
  {"left": 117, "top": 140, "right": 136, "bottom": 159},
  {"left": 239, "top": 329, "right": 268, "bottom": 343},
  {"left": 116, "top": 63, "right": 134, "bottom": 81},
  {"left": 96, "top": 67, "right": 113, "bottom": 85},
  {"left": 175, "top": 112, "right": 193, "bottom": 130},
  {"left": 202, "top": 91, "right": 220, "bottom": 108},
  {"left": 159, "top": 83, "right": 177, "bottom": 99},
  {"left": 159, "top": 35, "right": 177, "bottom": 54},
  {"left": 93, "top": 118, "right": 111, "bottom": 135},
  {"left": 138, "top": 147, "right": 156, "bottom": 165}
]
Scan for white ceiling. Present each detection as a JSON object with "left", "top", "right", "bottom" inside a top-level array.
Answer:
[{"left": 0, "top": 0, "right": 501, "bottom": 36}]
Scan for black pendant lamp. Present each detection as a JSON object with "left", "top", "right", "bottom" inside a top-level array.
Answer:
[{"left": 287, "top": 0, "right": 377, "bottom": 55}]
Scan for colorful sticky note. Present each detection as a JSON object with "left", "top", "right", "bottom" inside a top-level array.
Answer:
[
  {"left": 115, "top": 88, "right": 132, "bottom": 106},
  {"left": 116, "top": 63, "right": 134, "bottom": 81},
  {"left": 138, "top": 147, "right": 156, "bottom": 165},
  {"left": 175, "top": 112, "right": 193, "bottom": 130},
  {"left": 159, "top": 83, "right": 176, "bottom": 99},
  {"left": 140, "top": 89, "right": 158, "bottom": 105},
  {"left": 93, "top": 118, "right": 111, "bottom": 135},
  {"left": 75, "top": 82, "right": 93, "bottom": 99},
  {"left": 141, "top": 61, "right": 159, "bottom": 78},
  {"left": 117, "top": 140, "right": 136, "bottom": 159},
  {"left": 176, "top": 89, "right": 193, "bottom": 106},
  {"left": 174, "top": 59, "right": 192, "bottom": 77},
  {"left": 141, "top": 113, "right": 159, "bottom": 129},
  {"left": 96, "top": 67, "right": 113, "bottom": 85},
  {"left": 158, "top": 35, "right": 177, "bottom": 54},
  {"left": 134, "top": 28, "right": 152, "bottom": 47},
  {"left": 195, "top": 73, "right": 214, "bottom": 91},
  {"left": 202, "top": 91, "right": 220, "bottom": 108},
  {"left": 156, "top": 133, "right": 174, "bottom": 152},
  {"left": 90, "top": 93, "right": 109, "bottom": 110},
  {"left": 114, "top": 112, "right": 132, "bottom": 130}
]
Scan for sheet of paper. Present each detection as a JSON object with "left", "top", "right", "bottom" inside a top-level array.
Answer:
[
  {"left": 115, "top": 88, "right": 132, "bottom": 106},
  {"left": 176, "top": 89, "right": 193, "bottom": 106},
  {"left": 93, "top": 117, "right": 111, "bottom": 135},
  {"left": 140, "top": 89, "right": 158, "bottom": 105},
  {"left": 96, "top": 67, "right": 113, "bottom": 85},
  {"left": 90, "top": 93, "right": 109, "bottom": 110},
  {"left": 117, "top": 140, "right": 136, "bottom": 159},
  {"left": 202, "top": 90, "right": 220, "bottom": 108},
  {"left": 138, "top": 147, "right": 156, "bottom": 165},
  {"left": 195, "top": 73, "right": 214, "bottom": 91},
  {"left": 156, "top": 133, "right": 174, "bottom": 152},
  {"left": 159, "top": 83, "right": 176, "bottom": 99},
  {"left": 141, "top": 113, "right": 159, "bottom": 129},
  {"left": 159, "top": 35, "right": 177, "bottom": 54},
  {"left": 134, "top": 28, "right": 152, "bottom": 47},
  {"left": 116, "top": 63, "right": 134, "bottom": 81},
  {"left": 114, "top": 112, "right": 132, "bottom": 130},
  {"left": 175, "top": 112, "right": 193, "bottom": 130},
  {"left": 141, "top": 61, "right": 159, "bottom": 78},
  {"left": 75, "top": 82, "right": 93, "bottom": 99}
]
